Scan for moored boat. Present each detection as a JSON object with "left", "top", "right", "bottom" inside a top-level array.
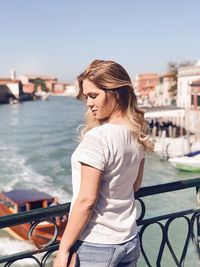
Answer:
[
  {"left": 0, "top": 189, "right": 67, "bottom": 247},
  {"left": 34, "top": 91, "right": 49, "bottom": 100},
  {"left": 168, "top": 151, "right": 200, "bottom": 172}
]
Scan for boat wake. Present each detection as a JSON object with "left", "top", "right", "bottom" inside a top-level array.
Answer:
[
  {"left": 0, "top": 144, "right": 71, "bottom": 203},
  {"left": 0, "top": 236, "right": 34, "bottom": 255},
  {"left": 0, "top": 234, "right": 39, "bottom": 266}
]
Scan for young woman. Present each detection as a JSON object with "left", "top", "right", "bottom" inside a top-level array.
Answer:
[{"left": 53, "top": 60, "right": 153, "bottom": 267}]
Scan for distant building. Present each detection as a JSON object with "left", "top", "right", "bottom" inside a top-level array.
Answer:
[
  {"left": 134, "top": 73, "right": 159, "bottom": 105},
  {"left": 23, "top": 83, "right": 35, "bottom": 94},
  {"left": 153, "top": 73, "right": 175, "bottom": 107},
  {"left": 0, "top": 84, "right": 16, "bottom": 103},
  {"left": 185, "top": 79, "right": 200, "bottom": 135},
  {"left": 0, "top": 78, "right": 22, "bottom": 98},
  {"left": 0, "top": 78, "right": 33, "bottom": 103},
  {"left": 53, "top": 82, "right": 66, "bottom": 94},
  {"left": 17, "top": 74, "right": 57, "bottom": 92},
  {"left": 65, "top": 84, "right": 79, "bottom": 97},
  {"left": 135, "top": 73, "right": 159, "bottom": 96},
  {"left": 177, "top": 60, "right": 200, "bottom": 108},
  {"left": 190, "top": 79, "right": 200, "bottom": 111}
]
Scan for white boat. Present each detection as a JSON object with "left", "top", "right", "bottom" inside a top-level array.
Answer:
[
  {"left": 154, "top": 136, "right": 191, "bottom": 158},
  {"left": 168, "top": 151, "right": 200, "bottom": 172},
  {"left": 154, "top": 131, "right": 200, "bottom": 159},
  {"left": 35, "top": 91, "right": 49, "bottom": 100}
]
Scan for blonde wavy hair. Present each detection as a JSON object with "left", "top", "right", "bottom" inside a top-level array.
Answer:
[{"left": 77, "top": 59, "right": 153, "bottom": 151}]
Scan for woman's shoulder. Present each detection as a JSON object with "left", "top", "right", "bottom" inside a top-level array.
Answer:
[
  {"left": 84, "top": 124, "right": 132, "bottom": 147},
  {"left": 86, "top": 123, "right": 127, "bottom": 136},
  {"left": 85, "top": 124, "right": 108, "bottom": 138}
]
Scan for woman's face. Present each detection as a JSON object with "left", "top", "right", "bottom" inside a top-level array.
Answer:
[{"left": 82, "top": 79, "right": 116, "bottom": 120}]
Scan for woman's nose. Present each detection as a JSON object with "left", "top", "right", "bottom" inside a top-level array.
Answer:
[{"left": 86, "top": 97, "right": 93, "bottom": 107}]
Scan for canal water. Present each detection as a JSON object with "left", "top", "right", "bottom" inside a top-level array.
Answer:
[{"left": 0, "top": 96, "right": 199, "bottom": 266}]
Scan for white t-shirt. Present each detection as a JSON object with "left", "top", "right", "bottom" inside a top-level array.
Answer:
[{"left": 71, "top": 123, "right": 145, "bottom": 244}]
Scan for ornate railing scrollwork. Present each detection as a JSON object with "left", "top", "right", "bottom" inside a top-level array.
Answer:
[
  {"left": 28, "top": 219, "right": 59, "bottom": 249},
  {"left": 41, "top": 243, "right": 59, "bottom": 266},
  {"left": 136, "top": 198, "right": 146, "bottom": 222},
  {"left": 135, "top": 177, "right": 200, "bottom": 266},
  {"left": 191, "top": 211, "right": 200, "bottom": 258}
]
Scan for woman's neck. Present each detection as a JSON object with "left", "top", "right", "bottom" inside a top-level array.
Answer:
[{"left": 107, "top": 110, "right": 126, "bottom": 124}]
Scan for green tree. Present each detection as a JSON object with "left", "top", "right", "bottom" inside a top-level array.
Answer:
[
  {"left": 32, "top": 78, "right": 47, "bottom": 92},
  {"left": 167, "top": 60, "right": 194, "bottom": 101}
]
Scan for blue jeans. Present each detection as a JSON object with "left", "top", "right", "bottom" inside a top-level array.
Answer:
[{"left": 72, "top": 234, "right": 140, "bottom": 267}]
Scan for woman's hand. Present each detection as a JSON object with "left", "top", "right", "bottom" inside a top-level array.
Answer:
[{"left": 53, "top": 250, "right": 69, "bottom": 267}]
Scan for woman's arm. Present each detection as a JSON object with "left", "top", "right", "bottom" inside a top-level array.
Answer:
[
  {"left": 133, "top": 158, "right": 145, "bottom": 192},
  {"left": 54, "top": 163, "right": 102, "bottom": 267}
]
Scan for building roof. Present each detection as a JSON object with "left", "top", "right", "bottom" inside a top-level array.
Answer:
[
  {"left": 0, "top": 79, "right": 20, "bottom": 83},
  {"left": 0, "top": 77, "right": 11, "bottom": 81},
  {"left": 138, "top": 73, "right": 158, "bottom": 78},
  {"left": 1, "top": 189, "right": 53, "bottom": 205},
  {"left": 19, "top": 74, "right": 57, "bottom": 81},
  {"left": 160, "top": 72, "right": 174, "bottom": 78},
  {"left": 191, "top": 79, "right": 200, "bottom": 86},
  {"left": 178, "top": 66, "right": 200, "bottom": 77}
]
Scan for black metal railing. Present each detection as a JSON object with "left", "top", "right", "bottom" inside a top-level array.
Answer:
[
  {"left": 0, "top": 177, "right": 200, "bottom": 267},
  {"left": 135, "top": 177, "right": 200, "bottom": 267}
]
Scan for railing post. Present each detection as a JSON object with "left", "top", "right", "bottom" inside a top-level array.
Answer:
[
  {"left": 197, "top": 187, "right": 200, "bottom": 207},
  {"left": 196, "top": 186, "right": 200, "bottom": 266}
]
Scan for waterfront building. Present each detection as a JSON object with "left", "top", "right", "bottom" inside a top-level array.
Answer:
[
  {"left": 22, "top": 83, "right": 35, "bottom": 94},
  {"left": 177, "top": 60, "right": 200, "bottom": 108},
  {"left": 153, "top": 72, "right": 176, "bottom": 106},
  {"left": 185, "top": 79, "right": 200, "bottom": 139},
  {"left": 64, "top": 84, "right": 79, "bottom": 97},
  {"left": 134, "top": 73, "right": 159, "bottom": 106},
  {"left": 0, "top": 84, "right": 15, "bottom": 103},
  {"left": 177, "top": 61, "right": 200, "bottom": 139},
  {"left": 17, "top": 74, "right": 57, "bottom": 92},
  {"left": 53, "top": 82, "right": 67, "bottom": 95},
  {"left": 191, "top": 79, "right": 200, "bottom": 111},
  {"left": 0, "top": 71, "right": 36, "bottom": 103},
  {"left": 0, "top": 79, "right": 36, "bottom": 103},
  {"left": 0, "top": 78, "right": 24, "bottom": 103}
]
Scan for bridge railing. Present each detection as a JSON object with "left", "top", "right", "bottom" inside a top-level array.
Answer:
[
  {"left": 0, "top": 177, "right": 200, "bottom": 267},
  {"left": 135, "top": 177, "right": 200, "bottom": 267}
]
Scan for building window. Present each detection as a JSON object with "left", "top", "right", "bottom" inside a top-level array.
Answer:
[
  {"left": 191, "top": 95, "right": 194, "bottom": 105},
  {"left": 197, "top": 95, "right": 200, "bottom": 107},
  {"left": 18, "top": 204, "right": 26, "bottom": 212}
]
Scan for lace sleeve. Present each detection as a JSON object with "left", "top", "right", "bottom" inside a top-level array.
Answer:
[{"left": 78, "top": 132, "right": 108, "bottom": 171}]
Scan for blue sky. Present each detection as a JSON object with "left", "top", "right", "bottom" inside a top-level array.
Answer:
[{"left": 1, "top": 0, "right": 200, "bottom": 83}]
